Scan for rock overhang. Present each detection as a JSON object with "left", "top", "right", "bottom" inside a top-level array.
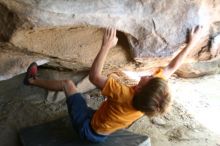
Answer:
[{"left": 0, "top": 0, "right": 220, "bottom": 80}]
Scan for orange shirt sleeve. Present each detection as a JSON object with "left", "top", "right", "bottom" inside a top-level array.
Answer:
[
  {"left": 154, "top": 68, "right": 167, "bottom": 80},
  {"left": 101, "top": 75, "right": 134, "bottom": 103}
]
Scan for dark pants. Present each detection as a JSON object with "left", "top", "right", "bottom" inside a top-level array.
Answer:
[{"left": 66, "top": 93, "right": 107, "bottom": 143}]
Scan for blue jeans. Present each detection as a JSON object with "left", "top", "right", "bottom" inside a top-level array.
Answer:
[{"left": 66, "top": 93, "right": 107, "bottom": 143}]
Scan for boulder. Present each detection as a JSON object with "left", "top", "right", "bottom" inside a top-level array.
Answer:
[
  {"left": 20, "top": 117, "right": 151, "bottom": 146},
  {"left": 0, "top": 0, "right": 219, "bottom": 57},
  {"left": 0, "top": 0, "right": 219, "bottom": 79}
]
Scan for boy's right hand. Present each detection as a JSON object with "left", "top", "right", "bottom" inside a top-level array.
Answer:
[
  {"left": 188, "top": 25, "right": 209, "bottom": 47},
  {"left": 102, "top": 27, "right": 118, "bottom": 49}
]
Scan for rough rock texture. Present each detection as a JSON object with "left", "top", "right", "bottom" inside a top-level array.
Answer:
[
  {"left": 176, "top": 58, "right": 220, "bottom": 78},
  {"left": 0, "top": 4, "right": 20, "bottom": 42},
  {"left": 0, "top": 0, "right": 220, "bottom": 80},
  {"left": 1, "top": 0, "right": 219, "bottom": 56},
  {"left": 0, "top": 28, "right": 130, "bottom": 81},
  {"left": 177, "top": 33, "right": 220, "bottom": 77},
  {"left": 0, "top": 43, "right": 49, "bottom": 81},
  {"left": 10, "top": 26, "right": 130, "bottom": 69}
]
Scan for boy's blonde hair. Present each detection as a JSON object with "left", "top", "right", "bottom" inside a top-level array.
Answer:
[{"left": 133, "top": 77, "right": 171, "bottom": 117}]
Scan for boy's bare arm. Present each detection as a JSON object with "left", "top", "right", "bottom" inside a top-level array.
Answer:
[
  {"left": 89, "top": 27, "right": 118, "bottom": 89},
  {"left": 163, "top": 26, "right": 209, "bottom": 79}
]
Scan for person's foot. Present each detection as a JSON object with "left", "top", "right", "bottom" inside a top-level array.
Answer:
[{"left": 23, "top": 62, "right": 38, "bottom": 85}]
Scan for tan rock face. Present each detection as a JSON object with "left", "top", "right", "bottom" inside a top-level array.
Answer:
[
  {"left": 0, "top": 0, "right": 219, "bottom": 80},
  {"left": 10, "top": 27, "right": 104, "bottom": 66},
  {"left": 0, "top": 43, "right": 49, "bottom": 81},
  {"left": 10, "top": 26, "right": 130, "bottom": 70},
  {"left": 0, "top": 27, "right": 130, "bottom": 81}
]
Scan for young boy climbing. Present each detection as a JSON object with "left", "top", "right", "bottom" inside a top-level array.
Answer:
[{"left": 23, "top": 26, "right": 208, "bottom": 143}]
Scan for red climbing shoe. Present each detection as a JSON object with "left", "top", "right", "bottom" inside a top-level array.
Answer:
[{"left": 23, "top": 62, "right": 38, "bottom": 85}]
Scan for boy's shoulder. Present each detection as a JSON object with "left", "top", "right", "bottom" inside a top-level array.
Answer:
[
  {"left": 102, "top": 74, "right": 135, "bottom": 103},
  {"left": 107, "top": 70, "right": 138, "bottom": 87}
]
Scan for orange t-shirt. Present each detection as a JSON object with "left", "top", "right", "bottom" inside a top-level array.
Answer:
[{"left": 91, "top": 68, "right": 165, "bottom": 134}]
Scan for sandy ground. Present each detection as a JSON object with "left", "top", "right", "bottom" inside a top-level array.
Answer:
[{"left": 0, "top": 68, "right": 220, "bottom": 146}]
